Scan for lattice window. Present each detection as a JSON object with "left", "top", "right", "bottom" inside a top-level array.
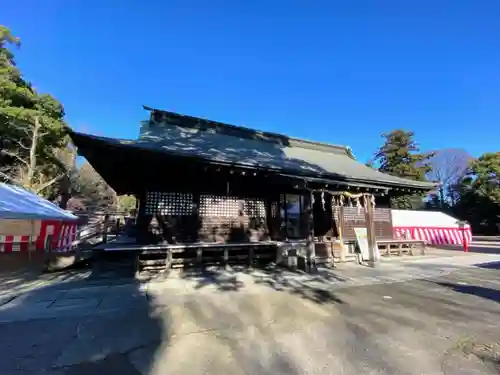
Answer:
[
  {"left": 199, "top": 195, "right": 266, "bottom": 217},
  {"left": 243, "top": 200, "right": 266, "bottom": 217},
  {"left": 145, "top": 192, "right": 193, "bottom": 216},
  {"left": 200, "top": 196, "right": 240, "bottom": 217}
]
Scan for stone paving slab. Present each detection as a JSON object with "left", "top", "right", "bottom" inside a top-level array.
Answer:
[
  {"left": 1, "top": 255, "right": 500, "bottom": 374},
  {"left": 1, "top": 252, "right": 499, "bottom": 324},
  {"left": 98, "top": 294, "right": 149, "bottom": 310}
]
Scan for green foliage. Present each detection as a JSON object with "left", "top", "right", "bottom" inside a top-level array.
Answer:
[
  {"left": 371, "top": 129, "right": 434, "bottom": 209},
  {"left": 453, "top": 152, "right": 500, "bottom": 234},
  {"left": 463, "top": 152, "right": 500, "bottom": 205},
  {"left": 373, "top": 130, "right": 433, "bottom": 180},
  {"left": 117, "top": 195, "right": 137, "bottom": 214},
  {"left": 0, "top": 25, "right": 68, "bottom": 195},
  {"left": 1, "top": 25, "right": 118, "bottom": 210}
]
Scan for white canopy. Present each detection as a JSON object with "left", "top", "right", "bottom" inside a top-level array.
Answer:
[
  {"left": 0, "top": 183, "right": 77, "bottom": 221},
  {"left": 391, "top": 209, "right": 469, "bottom": 228}
]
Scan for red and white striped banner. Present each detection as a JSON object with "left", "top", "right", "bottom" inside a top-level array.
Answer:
[
  {"left": 0, "top": 221, "right": 77, "bottom": 253},
  {"left": 0, "top": 235, "right": 37, "bottom": 252},
  {"left": 394, "top": 226, "right": 472, "bottom": 246}
]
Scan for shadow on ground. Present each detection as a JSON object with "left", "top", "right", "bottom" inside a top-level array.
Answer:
[
  {"left": 177, "top": 263, "right": 346, "bottom": 305},
  {"left": 0, "top": 260, "right": 169, "bottom": 375},
  {"left": 475, "top": 261, "right": 500, "bottom": 270},
  {"left": 432, "top": 281, "right": 500, "bottom": 304}
]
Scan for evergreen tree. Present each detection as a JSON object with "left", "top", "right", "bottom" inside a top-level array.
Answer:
[
  {"left": 0, "top": 25, "right": 68, "bottom": 195},
  {"left": 454, "top": 152, "right": 500, "bottom": 234},
  {"left": 371, "top": 129, "right": 434, "bottom": 209}
]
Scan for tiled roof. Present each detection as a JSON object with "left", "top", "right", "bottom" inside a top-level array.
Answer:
[{"left": 68, "top": 108, "right": 435, "bottom": 191}]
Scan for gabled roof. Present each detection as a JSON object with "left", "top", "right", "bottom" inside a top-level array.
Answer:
[
  {"left": 0, "top": 183, "right": 77, "bottom": 221},
  {"left": 68, "top": 107, "right": 436, "bottom": 191}
]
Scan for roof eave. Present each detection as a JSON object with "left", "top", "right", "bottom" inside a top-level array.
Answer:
[{"left": 68, "top": 129, "right": 436, "bottom": 193}]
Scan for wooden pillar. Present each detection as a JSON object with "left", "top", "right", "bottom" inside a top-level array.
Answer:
[
  {"left": 248, "top": 245, "right": 254, "bottom": 269},
  {"left": 265, "top": 194, "right": 280, "bottom": 240},
  {"left": 135, "top": 191, "right": 151, "bottom": 244},
  {"left": 102, "top": 214, "right": 109, "bottom": 243},
  {"left": 305, "top": 191, "right": 316, "bottom": 272},
  {"left": 196, "top": 248, "right": 203, "bottom": 269},
  {"left": 224, "top": 247, "right": 229, "bottom": 270},
  {"left": 284, "top": 194, "right": 288, "bottom": 239},
  {"left": 338, "top": 205, "right": 346, "bottom": 262},
  {"left": 365, "top": 194, "right": 379, "bottom": 266},
  {"left": 192, "top": 192, "right": 201, "bottom": 242},
  {"left": 43, "top": 234, "right": 53, "bottom": 270}
]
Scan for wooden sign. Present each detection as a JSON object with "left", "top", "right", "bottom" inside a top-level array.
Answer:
[
  {"left": 354, "top": 227, "right": 370, "bottom": 261},
  {"left": 0, "top": 219, "right": 41, "bottom": 236}
]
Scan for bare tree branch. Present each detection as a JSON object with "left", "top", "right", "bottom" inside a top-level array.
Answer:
[
  {"left": 8, "top": 121, "right": 33, "bottom": 137},
  {"left": 35, "top": 174, "right": 64, "bottom": 194},
  {"left": 2, "top": 135, "right": 31, "bottom": 151},
  {"left": 0, "top": 149, "right": 29, "bottom": 166},
  {"left": 427, "top": 148, "right": 472, "bottom": 207},
  {"left": 0, "top": 170, "right": 16, "bottom": 183},
  {"left": 12, "top": 138, "right": 31, "bottom": 150}
]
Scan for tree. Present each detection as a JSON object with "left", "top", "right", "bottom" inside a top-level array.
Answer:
[
  {"left": 0, "top": 25, "right": 68, "bottom": 196},
  {"left": 426, "top": 148, "right": 472, "bottom": 208},
  {"left": 454, "top": 152, "right": 500, "bottom": 234},
  {"left": 47, "top": 144, "right": 80, "bottom": 209},
  {"left": 71, "top": 161, "right": 117, "bottom": 211},
  {"left": 370, "top": 129, "right": 434, "bottom": 209},
  {"left": 464, "top": 152, "right": 500, "bottom": 205}
]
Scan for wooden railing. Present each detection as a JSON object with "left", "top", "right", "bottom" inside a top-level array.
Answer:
[{"left": 73, "top": 211, "right": 133, "bottom": 247}]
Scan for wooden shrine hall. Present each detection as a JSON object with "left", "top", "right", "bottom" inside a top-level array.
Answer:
[{"left": 68, "top": 106, "right": 435, "bottom": 271}]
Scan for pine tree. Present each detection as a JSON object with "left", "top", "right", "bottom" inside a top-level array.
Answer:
[
  {"left": 0, "top": 25, "right": 68, "bottom": 195},
  {"left": 454, "top": 152, "right": 500, "bottom": 234},
  {"left": 371, "top": 129, "right": 433, "bottom": 209}
]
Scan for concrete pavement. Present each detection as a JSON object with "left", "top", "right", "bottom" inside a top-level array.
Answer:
[
  {"left": 0, "top": 251, "right": 500, "bottom": 374},
  {"left": 2, "top": 250, "right": 500, "bottom": 322},
  {"left": 1, "top": 265, "right": 499, "bottom": 374}
]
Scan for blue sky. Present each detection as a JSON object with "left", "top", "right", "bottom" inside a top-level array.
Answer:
[{"left": 3, "top": 0, "right": 499, "bottom": 163}]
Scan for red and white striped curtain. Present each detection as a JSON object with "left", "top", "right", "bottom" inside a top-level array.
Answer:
[
  {"left": 394, "top": 226, "right": 472, "bottom": 245},
  {"left": 0, "top": 221, "right": 77, "bottom": 253}
]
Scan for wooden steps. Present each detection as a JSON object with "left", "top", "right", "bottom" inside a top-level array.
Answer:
[
  {"left": 138, "top": 249, "right": 172, "bottom": 273},
  {"left": 137, "top": 243, "right": 277, "bottom": 273},
  {"left": 377, "top": 240, "right": 426, "bottom": 256}
]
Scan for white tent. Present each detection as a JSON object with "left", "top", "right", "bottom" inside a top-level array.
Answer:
[
  {"left": 391, "top": 210, "right": 468, "bottom": 229},
  {"left": 391, "top": 209, "right": 471, "bottom": 245},
  {"left": 0, "top": 183, "right": 76, "bottom": 221}
]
